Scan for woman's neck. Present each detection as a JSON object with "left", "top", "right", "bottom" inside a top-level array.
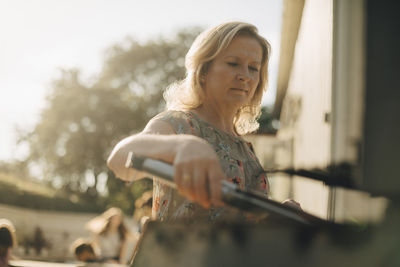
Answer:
[{"left": 192, "top": 103, "right": 238, "bottom": 135}]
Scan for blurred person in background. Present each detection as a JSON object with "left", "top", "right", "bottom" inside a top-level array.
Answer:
[
  {"left": 71, "top": 238, "right": 99, "bottom": 263},
  {"left": 85, "top": 207, "right": 134, "bottom": 264},
  {"left": 132, "top": 190, "right": 153, "bottom": 222},
  {"left": 0, "top": 219, "right": 17, "bottom": 267},
  {"left": 129, "top": 191, "right": 153, "bottom": 258}
]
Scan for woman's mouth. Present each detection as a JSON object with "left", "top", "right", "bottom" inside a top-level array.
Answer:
[{"left": 230, "top": 88, "right": 248, "bottom": 93}]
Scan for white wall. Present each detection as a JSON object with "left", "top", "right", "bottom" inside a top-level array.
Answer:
[
  {"left": 275, "top": 0, "right": 334, "bottom": 219},
  {"left": 274, "top": 0, "right": 388, "bottom": 223},
  {"left": 0, "top": 204, "right": 136, "bottom": 262}
]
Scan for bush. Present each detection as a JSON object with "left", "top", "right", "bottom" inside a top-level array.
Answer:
[{"left": 0, "top": 173, "right": 103, "bottom": 213}]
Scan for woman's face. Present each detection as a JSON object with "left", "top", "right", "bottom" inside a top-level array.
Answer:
[{"left": 202, "top": 34, "right": 263, "bottom": 110}]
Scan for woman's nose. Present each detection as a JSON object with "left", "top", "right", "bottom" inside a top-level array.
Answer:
[{"left": 237, "top": 71, "right": 250, "bottom": 82}]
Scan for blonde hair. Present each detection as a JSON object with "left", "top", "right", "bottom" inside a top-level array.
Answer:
[{"left": 164, "top": 21, "right": 271, "bottom": 135}]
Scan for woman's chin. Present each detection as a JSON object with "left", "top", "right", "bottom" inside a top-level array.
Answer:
[{"left": 225, "top": 94, "right": 249, "bottom": 107}]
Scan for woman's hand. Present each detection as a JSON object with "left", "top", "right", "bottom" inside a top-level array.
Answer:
[
  {"left": 173, "top": 135, "right": 225, "bottom": 208},
  {"left": 107, "top": 118, "right": 226, "bottom": 208}
]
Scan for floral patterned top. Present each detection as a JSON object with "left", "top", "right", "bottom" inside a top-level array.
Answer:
[{"left": 151, "top": 110, "right": 269, "bottom": 223}]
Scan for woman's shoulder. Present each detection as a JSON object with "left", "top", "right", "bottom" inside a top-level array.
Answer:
[
  {"left": 152, "top": 110, "right": 200, "bottom": 135},
  {"left": 153, "top": 110, "right": 190, "bottom": 120}
]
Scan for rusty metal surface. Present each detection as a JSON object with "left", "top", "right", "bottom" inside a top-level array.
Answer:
[
  {"left": 131, "top": 204, "right": 400, "bottom": 267},
  {"left": 9, "top": 260, "right": 127, "bottom": 267}
]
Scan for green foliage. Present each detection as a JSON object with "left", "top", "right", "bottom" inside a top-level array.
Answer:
[
  {"left": 100, "top": 176, "right": 153, "bottom": 215},
  {"left": 0, "top": 172, "right": 102, "bottom": 212},
  {"left": 0, "top": 160, "right": 30, "bottom": 179},
  {"left": 17, "top": 27, "right": 202, "bottom": 213},
  {"left": 257, "top": 106, "right": 278, "bottom": 134}
]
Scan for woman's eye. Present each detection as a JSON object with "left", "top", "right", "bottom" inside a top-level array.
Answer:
[
  {"left": 227, "top": 62, "right": 238, "bottom": 67},
  {"left": 249, "top": 66, "right": 259, "bottom": 72}
]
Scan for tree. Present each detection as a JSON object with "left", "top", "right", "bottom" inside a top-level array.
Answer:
[{"left": 19, "top": 27, "right": 202, "bottom": 212}]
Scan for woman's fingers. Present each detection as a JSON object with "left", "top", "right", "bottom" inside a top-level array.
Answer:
[
  {"left": 182, "top": 172, "right": 197, "bottom": 203},
  {"left": 174, "top": 162, "right": 223, "bottom": 208},
  {"left": 174, "top": 165, "right": 190, "bottom": 196},
  {"left": 172, "top": 137, "right": 225, "bottom": 208},
  {"left": 174, "top": 163, "right": 196, "bottom": 203},
  {"left": 208, "top": 164, "right": 224, "bottom": 206},
  {"left": 193, "top": 169, "right": 210, "bottom": 208}
]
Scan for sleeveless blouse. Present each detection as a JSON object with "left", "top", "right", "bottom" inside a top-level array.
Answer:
[{"left": 151, "top": 110, "right": 269, "bottom": 223}]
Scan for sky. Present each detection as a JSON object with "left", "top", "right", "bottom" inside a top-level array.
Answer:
[{"left": 0, "top": 0, "right": 283, "bottom": 161}]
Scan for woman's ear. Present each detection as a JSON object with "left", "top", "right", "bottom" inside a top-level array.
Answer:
[{"left": 200, "top": 74, "right": 206, "bottom": 83}]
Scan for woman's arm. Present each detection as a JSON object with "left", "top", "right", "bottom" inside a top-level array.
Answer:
[{"left": 107, "top": 118, "right": 224, "bottom": 207}]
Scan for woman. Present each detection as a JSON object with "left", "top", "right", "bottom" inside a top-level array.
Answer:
[
  {"left": 85, "top": 207, "right": 132, "bottom": 264},
  {"left": 108, "top": 21, "right": 271, "bottom": 223}
]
